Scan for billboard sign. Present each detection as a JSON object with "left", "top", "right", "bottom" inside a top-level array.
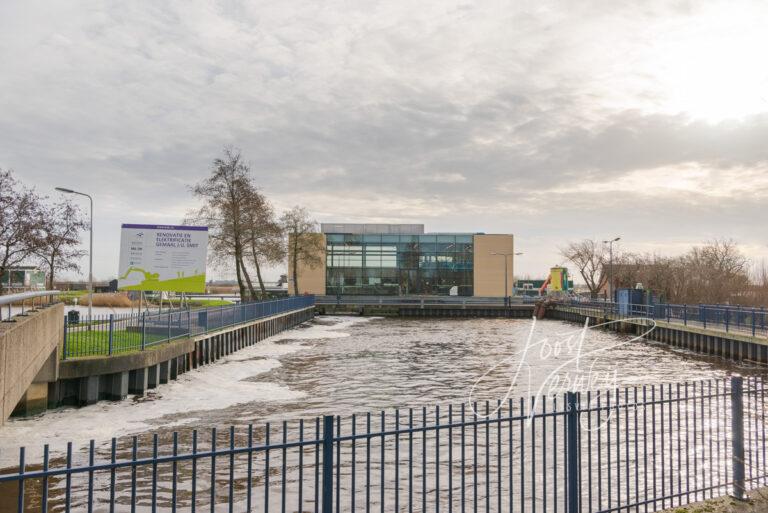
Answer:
[{"left": 118, "top": 224, "right": 208, "bottom": 292}]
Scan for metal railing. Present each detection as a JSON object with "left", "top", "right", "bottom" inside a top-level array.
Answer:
[
  {"left": 0, "top": 290, "right": 62, "bottom": 321},
  {"left": 0, "top": 376, "right": 765, "bottom": 512},
  {"left": 562, "top": 300, "right": 768, "bottom": 338},
  {"left": 62, "top": 295, "right": 315, "bottom": 359}
]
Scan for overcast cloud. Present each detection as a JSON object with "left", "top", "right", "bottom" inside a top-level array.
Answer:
[{"left": 2, "top": 0, "right": 767, "bottom": 280}]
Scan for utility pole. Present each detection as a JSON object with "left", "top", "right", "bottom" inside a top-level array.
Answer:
[{"left": 602, "top": 237, "right": 620, "bottom": 302}]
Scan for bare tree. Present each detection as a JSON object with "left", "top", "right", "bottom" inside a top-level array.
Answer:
[
  {"left": 242, "top": 188, "right": 285, "bottom": 298},
  {"left": 37, "top": 199, "right": 87, "bottom": 289},
  {"left": 560, "top": 239, "right": 606, "bottom": 298},
  {"left": 0, "top": 170, "right": 45, "bottom": 294},
  {"left": 187, "top": 148, "right": 257, "bottom": 300},
  {"left": 280, "top": 206, "right": 323, "bottom": 296}
]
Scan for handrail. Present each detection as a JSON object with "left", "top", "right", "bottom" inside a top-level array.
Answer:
[
  {"left": 0, "top": 290, "right": 61, "bottom": 306},
  {"left": 0, "top": 290, "right": 62, "bottom": 321}
]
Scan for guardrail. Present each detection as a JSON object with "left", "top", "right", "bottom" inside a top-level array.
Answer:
[
  {"left": 315, "top": 295, "right": 539, "bottom": 306},
  {"left": 62, "top": 295, "right": 315, "bottom": 359},
  {"left": 0, "top": 376, "right": 765, "bottom": 512},
  {"left": 562, "top": 300, "right": 768, "bottom": 338},
  {"left": 0, "top": 290, "right": 61, "bottom": 321}
]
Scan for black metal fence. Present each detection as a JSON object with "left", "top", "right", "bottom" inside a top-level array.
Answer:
[
  {"left": 1, "top": 376, "right": 765, "bottom": 512},
  {"left": 62, "top": 296, "right": 315, "bottom": 359}
]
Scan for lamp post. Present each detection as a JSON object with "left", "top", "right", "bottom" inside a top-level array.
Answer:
[
  {"left": 56, "top": 187, "right": 93, "bottom": 324},
  {"left": 491, "top": 251, "right": 523, "bottom": 305},
  {"left": 602, "top": 237, "right": 620, "bottom": 302}
]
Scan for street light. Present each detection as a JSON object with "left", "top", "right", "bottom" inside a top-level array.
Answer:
[
  {"left": 602, "top": 237, "right": 621, "bottom": 302},
  {"left": 56, "top": 187, "right": 94, "bottom": 324},
  {"left": 491, "top": 251, "right": 523, "bottom": 305}
]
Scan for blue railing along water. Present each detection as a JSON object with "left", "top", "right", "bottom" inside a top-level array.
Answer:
[
  {"left": 1, "top": 376, "right": 766, "bottom": 512},
  {"left": 563, "top": 300, "right": 768, "bottom": 338},
  {"left": 62, "top": 296, "right": 315, "bottom": 359}
]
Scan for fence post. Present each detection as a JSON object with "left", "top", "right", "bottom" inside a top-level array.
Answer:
[
  {"left": 731, "top": 376, "right": 745, "bottom": 500},
  {"left": 683, "top": 305, "right": 687, "bottom": 326},
  {"left": 108, "top": 314, "right": 114, "bottom": 356},
  {"left": 63, "top": 318, "right": 68, "bottom": 360},
  {"left": 703, "top": 306, "right": 707, "bottom": 329},
  {"left": 725, "top": 309, "right": 730, "bottom": 333},
  {"left": 187, "top": 307, "right": 192, "bottom": 337},
  {"left": 322, "top": 415, "right": 334, "bottom": 513},
  {"left": 566, "top": 391, "right": 580, "bottom": 513},
  {"left": 141, "top": 312, "right": 146, "bottom": 350},
  {"left": 752, "top": 309, "right": 756, "bottom": 337}
]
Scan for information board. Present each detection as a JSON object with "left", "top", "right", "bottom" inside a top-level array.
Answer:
[{"left": 118, "top": 224, "right": 208, "bottom": 292}]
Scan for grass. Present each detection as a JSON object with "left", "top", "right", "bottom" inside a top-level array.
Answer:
[
  {"left": 64, "top": 327, "right": 169, "bottom": 358},
  {"left": 58, "top": 290, "right": 88, "bottom": 301}
]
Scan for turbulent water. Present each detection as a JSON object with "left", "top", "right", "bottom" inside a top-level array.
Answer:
[
  {"left": 1, "top": 315, "right": 762, "bottom": 464},
  {"left": 0, "top": 315, "right": 765, "bottom": 511}
]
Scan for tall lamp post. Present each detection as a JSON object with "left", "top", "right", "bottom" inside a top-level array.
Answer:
[
  {"left": 491, "top": 251, "right": 524, "bottom": 305},
  {"left": 602, "top": 237, "right": 620, "bottom": 302},
  {"left": 55, "top": 187, "right": 93, "bottom": 324}
]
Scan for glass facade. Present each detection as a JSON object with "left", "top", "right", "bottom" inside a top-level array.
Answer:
[{"left": 325, "top": 233, "right": 474, "bottom": 296}]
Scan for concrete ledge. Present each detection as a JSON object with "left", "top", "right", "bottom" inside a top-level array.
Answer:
[{"left": 59, "top": 338, "right": 196, "bottom": 379}]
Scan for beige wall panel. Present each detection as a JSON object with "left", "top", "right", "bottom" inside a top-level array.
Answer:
[
  {"left": 473, "top": 234, "right": 515, "bottom": 297},
  {"left": 289, "top": 233, "right": 326, "bottom": 295}
]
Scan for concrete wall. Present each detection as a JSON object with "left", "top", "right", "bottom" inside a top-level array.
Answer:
[
  {"left": 473, "top": 234, "right": 515, "bottom": 297},
  {"left": 289, "top": 233, "right": 326, "bottom": 295},
  {"left": 1, "top": 303, "right": 63, "bottom": 426}
]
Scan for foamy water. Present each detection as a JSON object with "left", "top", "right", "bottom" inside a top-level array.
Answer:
[{"left": 0, "top": 316, "right": 373, "bottom": 467}]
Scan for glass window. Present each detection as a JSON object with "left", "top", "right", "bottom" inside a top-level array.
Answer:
[
  {"left": 455, "top": 235, "right": 473, "bottom": 243},
  {"left": 436, "top": 235, "right": 455, "bottom": 243},
  {"left": 326, "top": 234, "right": 344, "bottom": 243},
  {"left": 418, "top": 234, "right": 437, "bottom": 243},
  {"left": 382, "top": 235, "right": 399, "bottom": 243},
  {"left": 363, "top": 234, "right": 381, "bottom": 243}
]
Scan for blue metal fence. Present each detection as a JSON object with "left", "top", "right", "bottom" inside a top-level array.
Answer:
[
  {"left": 565, "top": 300, "right": 768, "bottom": 338},
  {"left": 1, "top": 376, "right": 765, "bottom": 512},
  {"left": 62, "top": 296, "right": 315, "bottom": 359}
]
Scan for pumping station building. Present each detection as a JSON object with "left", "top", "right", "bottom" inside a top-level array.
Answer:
[{"left": 289, "top": 223, "right": 515, "bottom": 297}]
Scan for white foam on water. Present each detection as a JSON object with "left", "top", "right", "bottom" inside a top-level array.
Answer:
[{"left": 0, "top": 315, "right": 372, "bottom": 467}]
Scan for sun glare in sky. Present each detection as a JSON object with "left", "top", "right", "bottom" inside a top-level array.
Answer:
[{"left": 652, "top": 6, "right": 768, "bottom": 122}]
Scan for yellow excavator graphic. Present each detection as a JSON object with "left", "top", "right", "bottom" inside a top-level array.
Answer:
[{"left": 119, "top": 267, "right": 160, "bottom": 282}]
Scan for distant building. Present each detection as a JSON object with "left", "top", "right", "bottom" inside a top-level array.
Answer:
[
  {"left": 289, "top": 223, "right": 515, "bottom": 297},
  {"left": 1, "top": 266, "right": 46, "bottom": 291}
]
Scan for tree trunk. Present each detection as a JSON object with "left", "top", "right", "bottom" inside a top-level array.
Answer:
[
  {"left": 292, "top": 235, "right": 300, "bottom": 296},
  {"left": 239, "top": 258, "right": 257, "bottom": 300},
  {"left": 48, "top": 256, "right": 55, "bottom": 290},
  {"left": 234, "top": 243, "right": 246, "bottom": 300},
  {"left": 252, "top": 250, "right": 267, "bottom": 299}
]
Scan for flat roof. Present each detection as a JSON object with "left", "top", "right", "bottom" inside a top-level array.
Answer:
[{"left": 321, "top": 223, "right": 425, "bottom": 235}]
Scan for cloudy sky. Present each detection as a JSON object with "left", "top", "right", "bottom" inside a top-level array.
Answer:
[{"left": 2, "top": 0, "right": 767, "bottom": 281}]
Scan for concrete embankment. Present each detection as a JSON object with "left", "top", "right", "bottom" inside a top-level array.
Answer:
[
  {"left": 548, "top": 304, "right": 768, "bottom": 365},
  {"left": 1, "top": 303, "right": 62, "bottom": 427},
  {"left": 316, "top": 303, "right": 534, "bottom": 318},
  {"left": 660, "top": 488, "right": 768, "bottom": 513},
  {"left": 9, "top": 306, "right": 314, "bottom": 419}
]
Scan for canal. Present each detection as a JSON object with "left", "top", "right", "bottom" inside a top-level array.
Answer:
[{"left": 0, "top": 316, "right": 765, "bottom": 511}]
